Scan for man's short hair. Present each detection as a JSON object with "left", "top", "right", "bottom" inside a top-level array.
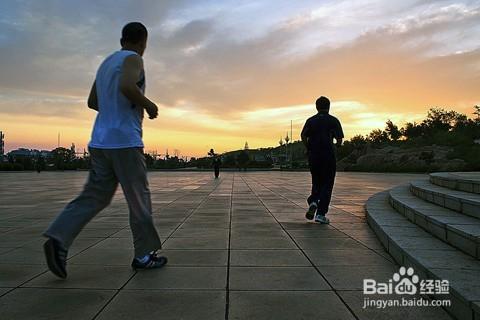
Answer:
[
  {"left": 121, "top": 22, "right": 148, "bottom": 44},
  {"left": 316, "top": 96, "right": 330, "bottom": 112}
]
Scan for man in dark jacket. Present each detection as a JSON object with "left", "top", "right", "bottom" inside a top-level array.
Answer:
[
  {"left": 213, "top": 157, "right": 221, "bottom": 178},
  {"left": 301, "top": 96, "right": 344, "bottom": 224}
]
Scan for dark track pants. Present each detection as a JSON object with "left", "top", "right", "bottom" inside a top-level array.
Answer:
[
  {"left": 44, "top": 147, "right": 162, "bottom": 258},
  {"left": 307, "top": 156, "right": 336, "bottom": 216}
]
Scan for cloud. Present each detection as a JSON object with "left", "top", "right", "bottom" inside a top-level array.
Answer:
[
  {"left": 2, "top": 0, "right": 478, "bottom": 112},
  {"left": 0, "top": 90, "right": 85, "bottom": 117},
  {"left": 0, "top": 0, "right": 188, "bottom": 95},
  {"left": 0, "top": 0, "right": 479, "bottom": 155},
  {"left": 142, "top": 1, "right": 480, "bottom": 120}
]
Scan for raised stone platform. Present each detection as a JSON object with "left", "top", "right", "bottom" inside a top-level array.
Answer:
[
  {"left": 367, "top": 172, "right": 480, "bottom": 320},
  {"left": 0, "top": 171, "right": 453, "bottom": 320}
]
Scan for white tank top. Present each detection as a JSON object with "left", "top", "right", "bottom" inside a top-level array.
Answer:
[{"left": 89, "top": 50, "right": 145, "bottom": 149}]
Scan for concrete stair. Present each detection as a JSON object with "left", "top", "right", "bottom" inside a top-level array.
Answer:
[
  {"left": 430, "top": 172, "right": 480, "bottom": 194},
  {"left": 366, "top": 172, "right": 480, "bottom": 320},
  {"left": 389, "top": 186, "right": 480, "bottom": 259},
  {"left": 411, "top": 180, "right": 480, "bottom": 219}
]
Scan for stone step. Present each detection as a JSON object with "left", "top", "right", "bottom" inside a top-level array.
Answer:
[
  {"left": 410, "top": 179, "right": 480, "bottom": 219},
  {"left": 366, "top": 191, "right": 480, "bottom": 320},
  {"left": 389, "top": 185, "right": 480, "bottom": 259},
  {"left": 430, "top": 172, "right": 480, "bottom": 194}
]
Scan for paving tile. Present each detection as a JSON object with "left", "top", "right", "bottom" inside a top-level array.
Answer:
[
  {"left": 0, "top": 288, "right": 13, "bottom": 297},
  {"left": 0, "top": 247, "right": 48, "bottom": 265},
  {"left": 0, "top": 264, "right": 47, "bottom": 287},
  {"left": 126, "top": 266, "right": 226, "bottom": 290},
  {"left": 230, "top": 250, "right": 310, "bottom": 266},
  {"left": 280, "top": 222, "right": 335, "bottom": 230},
  {"left": 0, "top": 236, "right": 38, "bottom": 248},
  {"left": 0, "top": 288, "right": 115, "bottom": 320},
  {"left": 181, "top": 222, "right": 229, "bottom": 229},
  {"left": 163, "top": 237, "right": 229, "bottom": 249},
  {"left": 229, "top": 291, "right": 355, "bottom": 320},
  {"left": 162, "top": 249, "right": 228, "bottom": 266},
  {"left": 352, "top": 236, "right": 385, "bottom": 250},
  {"left": 230, "top": 267, "right": 330, "bottom": 290},
  {"left": 306, "top": 249, "right": 391, "bottom": 266},
  {"left": 170, "top": 228, "right": 229, "bottom": 238},
  {"left": 288, "top": 229, "right": 348, "bottom": 238},
  {"left": 231, "top": 228, "right": 287, "bottom": 238},
  {"left": 108, "top": 229, "right": 133, "bottom": 238},
  {"left": 75, "top": 228, "right": 121, "bottom": 238},
  {"left": 231, "top": 223, "right": 280, "bottom": 230},
  {"left": 317, "top": 264, "right": 397, "bottom": 290},
  {"left": 294, "top": 237, "right": 367, "bottom": 250},
  {"left": 96, "top": 290, "right": 225, "bottom": 320},
  {"left": 23, "top": 265, "right": 134, "bottom": 289},
  {"left": 69, "top": 248, "right": 133, "bottom": 265},
  {"left": 333, "top": 222, "right": 373, "bottom": 230},
  {"left": 91, "top": 237, "right": 134, "bottom": 249},
  {"left": 231, "top": 237, "right": 297, "bottom": 249},
  {"left": 340, "top": 228, "right": 378, "bottom": 238}
]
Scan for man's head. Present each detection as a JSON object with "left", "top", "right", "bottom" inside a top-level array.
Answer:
[
  {"left": 120, "top": 22, "right": 148, "bottom": 56},
  {"left": 316, "top": 96, "right": 330, "bottom": 113}
]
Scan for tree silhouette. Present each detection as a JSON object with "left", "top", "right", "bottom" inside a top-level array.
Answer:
[
  {"left": 237, "top": 150, "right": 249, "bottom": 171},
  {"left": 367, "top": 129, "right": 389, "bottom": 144},
  {"left": 385, "top": 120, "right": 401, "bottom": 141},
  {"left": 474, "top": 105, "right": 480, "bottom": 122},
  {"left": 51, "top": 147, "right": 74, "bottom": 170}
]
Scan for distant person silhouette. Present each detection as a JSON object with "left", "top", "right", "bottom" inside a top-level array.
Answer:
[
  {"left": 301, "top": 96, "right": 344, "bottom": 224},
  {"left": 213, "top": 157, "right": 221, "bottom": 178},
  {"left": 43, "top": 22, "right": 167, "bottom": 279}
]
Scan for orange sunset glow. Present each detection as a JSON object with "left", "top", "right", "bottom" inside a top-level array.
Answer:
[{"left": 0, "top": 1, "right": 479, "bottom": 157}]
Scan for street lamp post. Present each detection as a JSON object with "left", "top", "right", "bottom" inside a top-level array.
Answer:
[{"left": 285, "top": 132, "right": 290, "bottom": 168}]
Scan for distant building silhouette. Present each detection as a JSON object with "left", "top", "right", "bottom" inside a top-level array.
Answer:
[{"left": 8, "top": 148, "right": 52, "bottom": 159}]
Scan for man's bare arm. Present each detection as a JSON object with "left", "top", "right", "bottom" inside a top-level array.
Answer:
[
  {"left": 119, "top": 55, "right": 158, "bottom": 119},
  {"left": 87, "top": 81, "right": 98, "bottom": 111}
]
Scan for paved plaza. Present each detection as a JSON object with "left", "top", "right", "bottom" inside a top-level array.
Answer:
[{"left": 0, "top": 171, "right": 453, "bottom": 319}]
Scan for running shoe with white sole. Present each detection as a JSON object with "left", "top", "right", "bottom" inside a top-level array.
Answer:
[
  {"left": 314, "top": 214, "right": 330, "bottom": 224},
  {"left": 132, "top": 254, "right": 168, "bottom": 270}
]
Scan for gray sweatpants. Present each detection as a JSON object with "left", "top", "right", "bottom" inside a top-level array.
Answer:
[{"left": 44, "top": 147, "right": 162, "bottom": 258}]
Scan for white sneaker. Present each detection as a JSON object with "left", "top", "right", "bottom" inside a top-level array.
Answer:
[{"left": 314, "top": 214, "right": 330, "bottom": 224}]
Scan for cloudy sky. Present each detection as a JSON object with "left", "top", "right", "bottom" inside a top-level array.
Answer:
[{"left": 0, "top": 0, "right": 479, "bottom": 157}]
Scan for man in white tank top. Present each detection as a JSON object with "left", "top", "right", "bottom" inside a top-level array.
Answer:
[{"left": 43, "top": 22, "right": 167, "bottom": 278}]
